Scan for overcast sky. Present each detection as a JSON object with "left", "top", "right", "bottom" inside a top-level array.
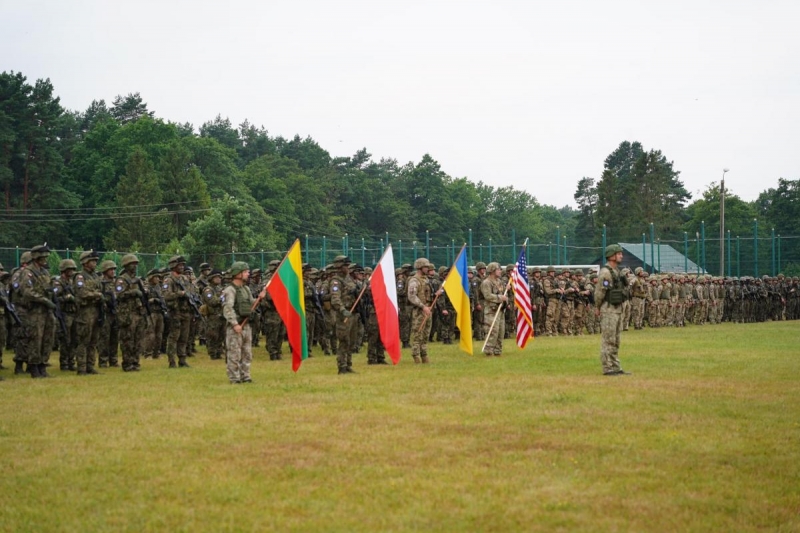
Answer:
[{"left": 4, "top": 0, "right": 798, "bottom": 208}]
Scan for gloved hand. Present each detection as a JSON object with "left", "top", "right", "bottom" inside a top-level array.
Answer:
[
  {"left": 342, "top": 309, "right": 352, "bottom": 318},
  {"left": 41, "top": 298, "right": 57, "bottom": 310},
  {"left": 132, "top": 289, "right": 143, "bottom": 299}
]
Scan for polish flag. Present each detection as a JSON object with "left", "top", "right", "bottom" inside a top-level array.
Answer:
[{"left": 371, "top": 245, "right": 401, "bottom": 364}]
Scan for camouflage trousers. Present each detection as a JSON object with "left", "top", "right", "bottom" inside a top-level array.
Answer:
[
  {"left": 399, "top": 303, "right": 411, "bottom": 344},
  {"left": 225, "top": 323, "right": 252, "bottom": 383},
  {"left": 264, "top": 310, "right": 284, "bottom": 359},
  {"left": 26, "top": 307, "right": 55, "bottom": 366},
  {"left": 648, "top": 302, "right": 660, "bottom": 327},
  {"left": 544, "top": 301, "right": 559, "bottom": 336},
  {"left": 482, "top": 307, "right": 505, "bottom": 356},
  {"left": 206, "top": 315, "right": 226, "bottom": 359},
  {"left": 630, "top": 297, "right": 646, "bottom": 329},
  {"left": 621, "top": 300, "right": 632, "bottom": 330},
  {"left": 558, "top": 300, "right": 573, "bottom": 336},
  {"left": 532, "top": 299, "right": 546, "bottom": 336},
  {"left": 59, "top": 313, "right": 77, "bottom": 369},
  {"left": 439, "top": 309, "right": 455, "bottom": 343},
  {"left": 98, "top": 314, "right": 119, "bottom": 366},
  {"left": 335, "top": 312, "right": 358, "bottom": 368},
  {"left": 13, "top": 309, "right": 28, "bottom": 364},
  {"left": 324, "top": 308, "right": 337, "bottom": 355},
  {"left": 504, "top": 306, "right": 515, "bottom": 339},
  {"left": 573, "top": 302, "right": 588, "bottom": 335},
  {"left": 74, "top": 307, "right": 100, "bottom": 371},
  {"left": 366, "top": 313, "right": 385, "bottom": 363},
  {"left": 472, "top": 307, "right": 485, "bottom": 340},
  {"left": 118, "top": 311, "right": 146, "bottom": 370},
  {"left": 143, "top": 313, "right": 164, "bottom": 358},
  {"left": 166, "top": 311, "right": 191, "bottom": 365},
  {"left": 305, "top": 310, "right": 316, "bottom": 355},
  {"left": 599, "top": 304, "right": 623, "bottom": 374},
  {"left": 410, "top": 308, "right": 432, "bottom": 359}
]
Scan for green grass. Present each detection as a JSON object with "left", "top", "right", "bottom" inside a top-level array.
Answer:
[{"left": 1, "top": 322, "right": 799, "bottom": 532}]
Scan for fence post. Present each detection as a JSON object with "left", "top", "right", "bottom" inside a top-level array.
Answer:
[
  {"left": 468, "top": 228, "right": 473, "bottom": 265},
  {"left": 753, "top": 219, "right": 758, "bottom": 278},
  {"left": 736, "top": 236, "right": 740, "bottom": 278},
  {"left": 771, "top": 228, "right": 776, "bottom": 276},
  {"left": 322, "top": 236, "right": 327, "bottom": 266},
  {"left": 426, "top": 230, "right": 430, "bottom": 258},
  {"left": 650, "top": 223, "right": 655, "bottom": 274},
  {"left": 488, "top": 237, "right": 492, "bottom": 262},
  {"left": 556, "top": 226, "right": 560, "bottom": 265},
  {"left": 727, "top": 230, "right": 731, "bottom": 277},
  {"left": 305, "top": 235, "right": 309, "bottom": 264},
  {"left": 563, "top": 235, "right": 568, "bottom": 265},
  {"left": 683, "top": 232, "right": 688, "bottom": 273}
]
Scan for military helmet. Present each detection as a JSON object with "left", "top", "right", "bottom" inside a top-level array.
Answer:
[
  {"left": 605, "top": 244, "right": 623, "bottom": 258},
  {"left": 438, "top": 266, "right": 447, "bottom": 275},
  {"left": 333, "top": 255, "right": 351, "bottom": 266},
  {"left": 486, "top": 262, "right": 501, "bottom": 274},
  {"left": 546, "top": 265, "right": 556, "bottom": 273},
  {"left": 414, "top": 257, "right": 430, "bottom": 270},
  {"left": 146, "top": 268, "right": 160, "bottom": 278},
  {"left": 532, "top": 266, "right": 541, "bottom": 273},
  {"left": 208, "top": 269, "right": 223, "bottom": 279},
  {"left": 506, "top": 264, "right": 515, "bottom": 272},
  {"left": 59, "top": 259, "right": 78, "bottom": 272},
  {"left": 28, "top": 244, "right": 50, "bottom": 260},
  {"left": 634, "top": 267, "right": 643, "bottom": 275},
  {"left": 20, "top": 251, "right": 32, "bottom": 264},
  {"left": 121, "top": 253, "right": 139, "bottom": 267},
  {"left": 229, "top": 261, "right": 250, "bottom": 277},
  {"left": 251, "top": 268, "right": 262, "bottom": 276},
  {"left": 573, "top": 269, "right": 584, "bottom": 276},
  {"left": 199, "top": 262, "right": 211, "bottom": 272},
  {"left": 475, "top": 261, "right": 487, "bottom": 270},
  {"left": 184, "top": 266, "right": 194, "bottom": 274},
  {"left": 168, "top": 255, "right": 186, "bottom": 267},
  {"left": 268, "top": 259, "right": 281, "bottom": 269},
  {"left": 100, "top": 260, "right": 117, "bottom": 272},
  {"left": 401, "top": 263, "right": 412, "bottom": 271}
]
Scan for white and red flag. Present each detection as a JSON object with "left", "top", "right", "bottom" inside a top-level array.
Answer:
[{"left": 370, "top": 245, "right": 401, "bottom": 364}]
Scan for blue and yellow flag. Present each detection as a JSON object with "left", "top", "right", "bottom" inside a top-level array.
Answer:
[{"left": 443, "top": 246, "right": 473, "bottom": 355}]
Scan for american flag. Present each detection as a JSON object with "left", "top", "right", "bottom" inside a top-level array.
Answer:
[{"left": 511, "top": 247, "right": 533, "bottom": 348}]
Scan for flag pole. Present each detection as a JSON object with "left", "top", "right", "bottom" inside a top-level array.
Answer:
[
  {"left": 481, "top": 277, "right": 513, "bottom": 353},
  {"left": 241, "top": 239, "right": 299, "bottom": 330},
  {"left": 345, "top": 244, "right": 393, "bottom": 323},
  {"left": 416, "top": 244, "right": 465, "bottom": 333}
]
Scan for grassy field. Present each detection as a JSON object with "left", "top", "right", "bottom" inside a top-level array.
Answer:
[{"left": 1, "top": 321, "right": 798, "bottom": 532}]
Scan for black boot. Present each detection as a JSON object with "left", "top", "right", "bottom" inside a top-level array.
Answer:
[
  {"left": 338, "top": 366, "right": 348, "bottom": 375},
  {"left": 30, "top": 364, "right": 42, "bottom": 379},
  {"left": 39, "top": 364, "right": 52, "bottom": 378},
  {"left": 14, "top": 361, "right": 24, "bottom": 375},
  {"left": 179, "top": 359, "right": 191, "bottom": 368},
  {"left": 346, "top": 366, "right": 357, "bottom": 374}
]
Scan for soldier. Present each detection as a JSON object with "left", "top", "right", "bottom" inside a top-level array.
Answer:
[
  {"left": 249, "top": 268, "right": 262, "bottom": 347},
  {"left": 427, "top": 264, "right": 441, "bottom": 342},
  {"left": 302, "top": 264, "right": 317, "bottom": 357},
  {"left": 594, "top": 244, "right": 630, "bottom": 376},
  {"left": 144, "top": 268, "right": 165, "bottom": 359},
  {"left": 472, "top": 261, "right": 488, "bottom": 340},
  {"left": 573, "top": 269, "right": 590, "bottom": 335},
  {"left": 543, "top": 265, "right": 560, "bottom": 336},
  {"left": 195, "top": 262, "right": 211, "bottom": 346},
  {"left": 10, "top": 251, "right": 32, "bottom": 374},
  {"left": 262, "top": 260, "right": 285, "bottom": 361},
  {"left": 529, "top": 267, "right": 546, "bottom": 336},
  {"left": 620, "top": 268, "right": 633, "bottom": 331},
  {"left": 364, "top": 275, "right": 388, "bottom": 365},
  {"left": 73, "top": 250, "right": 104, "bottom": 375},
  {"left": 320, "top": 265, "right": 338, "bottom": 356},
  {"left": 0, "top": 268, "right": 11, "bottom": 372},
  {"left": 397, "top": 264, "right": 412, "bottom": 348},
  {"left": 115, "top": 254, "right": 147, "bottom": 372},
  {"left": 438, "top": 267, "right": 456, "bottom": 345},
  {"left": 330, "top": 255, "right": 358, "bottom": 373},
  {"left": 503, "top": 264, "right": 516, "bottom": 339},
  {"left": 480, "top": 262, "right": 508, "bottom": 357},
  {"left": 586, "top": 272, "right": 600, "bottom": 334},
  {"left": 54, "top": 259, "right": 79, "bottom": 371},
  {"left": 202, "top": 270, "right": 226, "bottom": 360},
  {"left": 222, "top": 262, "right": 256, "bottom": 384},
  {"left": 556, "top": 269, "right": 573, "bottom": 336},
  {"left": 407, "top": 258, "right": 437, "bottom": 363},
  {"left": 162, "top": 255, "right": 192, "bottom": 368},
  {"left": 630, "top": 267, "right": 647, "bottom": 330},
  {"left": 19, "top": 245, "right": 57, "bottom": 378},
  {"left": 97, "top": 260, "right": 119, "bottom": 368}
]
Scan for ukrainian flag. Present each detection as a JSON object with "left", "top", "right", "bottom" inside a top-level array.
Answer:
[{"left": 443, "top": 246, "right": 473, "bottom": 355}]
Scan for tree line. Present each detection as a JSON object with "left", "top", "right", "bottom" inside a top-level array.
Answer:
[{"left": 1, "top": 71, "right": 798, "bottom": 271}]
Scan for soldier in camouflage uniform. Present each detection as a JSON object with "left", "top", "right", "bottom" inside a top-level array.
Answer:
[
  {"left": 364, "top": 275, "right": 388, "bottom": 365},
  {"left": 144, "top": 268, "right": 165, "bottom": 359},
  {"left": 481, "top": 262, "right": 508, "bottom": 356},
  {"left": 543, "top": 266, "right": 560, "bottom": 336},
  {"left": 426, "top": 264, "right": 441, "bottom": 342},
  {"left": 438, "top": 267, "right": 456, "bottom": 345},
  {"left": 407, "top": 258, "right": 437, "bottom": 363},
  {"left": 557, "top": 269, "right": 576, "bottom": 336},
  {"left": 18, "top": 245, "right": 57, "bottom": 378},
  {"left": 397, "top": 264, "right": 412, "bottom": 348},
  {"left": 97, "top": 260, "right": 119, "bottom": 368},
  {"left": 572, "top": 269, "right": 590, "bottom": 336},
  {"left": 594, "top": 244, "right": 630, "bottom": 376},
  {"left": 10, "top": 251, "right": 32, "bottom": 374},
  {"left": 302, "top": 264, "right": 317, "bottom": 357},
  {"left": 586, "top": 273, "right": 600, "bottom": 334},
  {"left": 222, "top": 262, "right": 256, "bottom": 384},
  {"left": 202, "top": 270, "right": 226, "bottom": 360},
  {"left": 320, "top": 265, "right": 338, "bottom": 356},
  {"left": 54, "top": 259, "right": 78, "bottom": 371},
  {"left": 472, "top": 262, "right": 488, "bottom": 340},
  {"left": 248, "top": 268, "right": 262, "bottom": 347},
  {"left": 330, "top": 255, "right": 358, "bottom": 373},
  {"left": 630, "top": 268, "right": 647, "bottom": 330},
  {"left": 195, "top": 262, "right": 211, "bottom": 346},
  {"left": 115, "top": 254, "right": 147, "bottom": 372},
  {"left": 73, "top": 250, "right": 104, "bottom": 375},
  {"left": 529, "top": 267, "right": 546, "bottom": 336},
  {"left": 162, "top": 255, "right": 192, "bottom": 368},
  {"left": 503, "top": 265, "right": 516, "bottom": 339},
  {"left": 262, "top": 260, "right": 285, "bottom": 361}
]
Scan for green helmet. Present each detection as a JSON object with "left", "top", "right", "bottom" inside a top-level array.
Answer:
[
  {"left": 20, "top": 251, "right": 32, "bottom": 264},
  {"left": 414, "top": 257, "right": 429, "bottom": 270},
  {"left": 79, "top": 250, "right": 99, "bottom": 264},
  {"left": 229, "top": 261, "right": 250, "bottom": 277},
  {"left": 30, "top": 244, "right": 51, "bottom": 260},
  {"left": 475, "top": 261, "right": 487, "bottom": 270},
  {"left": 605, "top": 244, "right": 623, "bottom": 258},
  {"left": 100, "top": 260, "right": 117, "bottom": 273},
  {"left": 59, "top": 259, "right": 78, "bottom": 272},
  {"left": 486, "top": 262, "right": 501, "bottom": 274},
  {"left": 333, "top": 255, "right": 351, "bottom": 266},
  {"left": 546, "top": 265, "right": 556, "bottom": 273},
  {"left": 121, "top": 254, "right": 139, "bottom": 267}
]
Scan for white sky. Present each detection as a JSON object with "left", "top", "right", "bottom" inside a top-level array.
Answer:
[{"left": 4, "top": 0, "right": 799, "bottom": 208}]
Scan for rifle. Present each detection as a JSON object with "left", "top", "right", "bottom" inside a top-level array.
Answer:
[
  {"left": 135, "top": 279, "right": 152, "bottom": 318},
  {"left": 0, "top": 288, "right": 21, "bottom": 326},
  {"left": 174, "top": 277, "right": 203, "bottom": 321},
  {"left": 51, "top": 289, "right": 68, "bottom": 336}
]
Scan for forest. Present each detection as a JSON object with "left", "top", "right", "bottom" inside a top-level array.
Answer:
[{"left": 2, "top": 71, "right": 798, "bottom": 273}]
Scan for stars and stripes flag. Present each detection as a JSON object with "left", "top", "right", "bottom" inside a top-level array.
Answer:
[{"left": 511, "top": 245, "right": 533, "bottom": 348}]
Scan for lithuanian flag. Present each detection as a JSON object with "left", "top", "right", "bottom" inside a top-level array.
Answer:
[{"left": 266, "top": 239, "right": 308, "bottom": 372}]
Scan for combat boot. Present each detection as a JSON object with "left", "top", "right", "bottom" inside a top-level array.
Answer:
[
  {"left": 338, "top": 365, "right": 348, "bottom": 375},
  {"left": 29, "top": 364, "right": 42, "bottom": 379},
  {"left": 346, "top": 366, "right": 357, "bottom": 374},
  {"left": 168, "top": 361, "right": 177, "bottom": 369},
  {"left": 86, "top": 367, "right": 100, "bottom": 375},
  {"left": 402, "top": 342, "right": 410, "bottom": 349},
  {"left": 39, "top": 364, "right": 52, "bottom": 377},
  {"left": 179, "top": 359, "right": 191, "bottom": 368},
  {"left": 413, "top": 355, "right": 421, "bottom": 364},
  {"left": 421, "top": 355, "right": 430, "bottom": 364},
  {"left": 14, "top": 361, "right": 24, "bottom": 374}
]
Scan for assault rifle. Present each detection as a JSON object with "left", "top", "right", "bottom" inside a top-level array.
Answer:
[
  {"left": 174, "top": 277, "right": 203, "bottom": 321},
  {"left": 50, "top": 288, "right": 67, "bottom": 336},
  {"left": 0, "top": 288, "right": 21, "bottom": 326}
]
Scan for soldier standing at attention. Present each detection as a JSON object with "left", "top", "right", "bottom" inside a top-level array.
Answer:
[
  {"left": 472, "top": 262, "right": 487, "bottom": 340},
  {"left": 115, "top": 254, "right": 147, "bottom": 372},
  {"left": 330, "top": 255, "right": 358, "bottom": 374},
  {"left": 202, "top": 270, "right": 226, "bottom": 360},
  {"left": 10, "top": 251, "right": 32, "bottom": 375},
  {"left": 480, "top": 262, "right": 508, "bottom": 357},
  {"left": 195, "top": 262, "right": 211, "bottom": 347},
  {"left": 407, "top": 258, "right": 438, "bottom": 364},
  {"left": 397, "top": 264, "right": 412, "bottom": 348},
  {"left": 144, "top": 269, "right": 165, "bottom": 359},
  {"left": 162, "top": 255, "right": 192, "bottom": 368},
  {"left": 74, "top": 250, "right": 104, "bottom": 375},
  {"left": 222, "top": 262, "right": 255, "bottom": 384},
  {"left": 594, "top": 244, "right": 630, "bottom": 376},
  {"left": 54, "top": 259, "right": 79, "bottom": 371},
  {"left": 97, "top": 260, "right": 119, "bottom": 368},
  {"left": 542, "top": 266, "right": 560, "bottom": 336},
  {"left": 20, "top": 245, "right": 57, "bottom": 378}
]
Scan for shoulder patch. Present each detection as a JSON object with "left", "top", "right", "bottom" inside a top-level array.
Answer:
[
  {"left": 603, "top": 280, "right": 610, "bottom": 287},
  {"left": 163, "top": 283, "right": 169, "bottom": 290}
]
